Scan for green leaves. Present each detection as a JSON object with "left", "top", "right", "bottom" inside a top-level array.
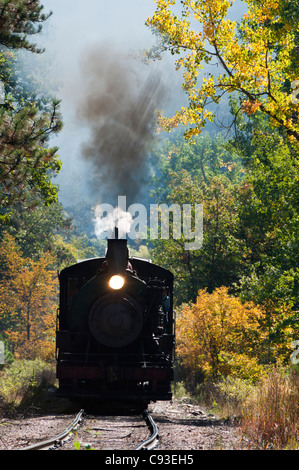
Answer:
[{"left": 150, "top": 132, "right": 246, "bottom": 304}]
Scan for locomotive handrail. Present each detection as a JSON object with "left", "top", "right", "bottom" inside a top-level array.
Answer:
[{"left": 58, "top": 351, "right": 172, "bottom": 361}]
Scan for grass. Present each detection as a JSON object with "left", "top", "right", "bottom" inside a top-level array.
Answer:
[
  {"left": 1, "top": 359, "right": 298, "bottom": 449},
  {"left": 241, "top": 368, "right": 299, "bottom": 449},
  {"left": 174, "top": 366, "right": 299, "bottom": 450},
  {"left": 0, "top": 359, "right": 56, "bottom": 410}
]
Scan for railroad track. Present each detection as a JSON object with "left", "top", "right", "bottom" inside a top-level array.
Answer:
[
  {"left": 20, "top": 408, "right": 159, "bottom": 451},
  {"left": 21, "top": 409, "right": 85, "bottom": 450},
  {"left": 135, "top": 410, "right": 159, "bottom": 450}
]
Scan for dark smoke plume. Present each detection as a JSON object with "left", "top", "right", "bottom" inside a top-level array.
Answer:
[{"left": 76, "top": 44, "right": 165, "bottom": 206}]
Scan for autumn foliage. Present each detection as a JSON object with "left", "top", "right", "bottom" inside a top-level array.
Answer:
[
  {"left": 0, "top": 233, "right": 58, "bottom": 360},
  {"left": 176, "top": 287, "right": 266, "bottom": 381},
  {"left": 146, "top": 0, "right": 299, "bottom": 142}
]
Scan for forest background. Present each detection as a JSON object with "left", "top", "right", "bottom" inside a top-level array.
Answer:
[{"left": 0, "top": 0, "right": 298, "bottom": 450}]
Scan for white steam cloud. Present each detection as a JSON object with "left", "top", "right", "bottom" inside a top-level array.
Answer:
[{"left": 94, "top": 205, "right": 133, "bottom": 239}]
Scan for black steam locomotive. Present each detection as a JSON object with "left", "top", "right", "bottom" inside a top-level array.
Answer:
[{"left": 56, "top": 235, "right": 174, "bottom": 407}]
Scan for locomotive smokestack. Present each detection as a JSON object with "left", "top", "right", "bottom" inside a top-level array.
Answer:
[{"left": 106, "top": 238, "right": 128, "bottom": 275}]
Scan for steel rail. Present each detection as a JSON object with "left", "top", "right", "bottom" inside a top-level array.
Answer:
[
  {"left": 135, "top": 410, "right": 159, "bottom": 450},
  {"left": 20, "top": 409, "right": 84, "bottom": 450}
]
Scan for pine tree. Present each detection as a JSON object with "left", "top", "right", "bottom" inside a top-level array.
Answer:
[
  {"left": 0, "top": 1, "right": 63, "bottom": 222},
  {"left": 0, "top": 0, "right": 51, "bottom": 53}
]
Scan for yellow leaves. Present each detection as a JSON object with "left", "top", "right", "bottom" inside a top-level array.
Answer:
[
  {"left": 241, "top": 99, "right": 262, "bottom": 115},
  {"left": 199, "top": 0, "right": 235, "bottom": 21},
  {"left": 176, "top": 287, "right": 264, "bottom": 378},
  {"left": 245, "top": 0, "right": 280, "bottom": 24},
  {"left": 203, "top": 22, "right": 216, "bottom": 41},
  {"left": 147, "top": 0, "right": 299, "bottom": 142},
  {"left": 0, "top": 233, "right": 58, "bottom": 360}
]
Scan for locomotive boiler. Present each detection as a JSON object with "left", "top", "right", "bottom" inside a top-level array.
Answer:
[{"left": 56, "top": 235, "right": 174, "bottom": 407}]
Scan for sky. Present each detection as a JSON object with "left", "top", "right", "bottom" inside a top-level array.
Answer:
[
  {"left": 41, "top": 0, "right": 158, "bottom": 84},
  {"left": 32, "top": 0, "right": 248, "bottom": 233},
  {"left": 37, "top": 0, "right": 180, "bottom": 211}
]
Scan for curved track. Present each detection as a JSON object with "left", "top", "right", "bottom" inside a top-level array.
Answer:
[
  {"left": 20, "top": 408, "right": 159, "bottom": 451},
  {"left": 135, "top": 410, "right": 159, "bottom": 450},
  {"left": 21, "top": 409, "right": 85, "bottom": 450}
]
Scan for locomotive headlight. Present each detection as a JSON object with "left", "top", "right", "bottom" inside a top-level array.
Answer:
[{"left": 109, "top": 275, "right": 125, "bottom": 290}]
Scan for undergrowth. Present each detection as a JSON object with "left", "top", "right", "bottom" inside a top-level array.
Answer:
[
  {"left": 0, "top": 359, "right": 56, "bottom": 410},
  {"left": 174, "top": 366, "right": 299, "bottom": 450},
  {"left": 241, "top": 368, "right": 299, "bottom": 449}
]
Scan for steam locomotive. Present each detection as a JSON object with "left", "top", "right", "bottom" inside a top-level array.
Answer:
[{"left": 56, "top": 233, "right": 174, "bottom": 408}]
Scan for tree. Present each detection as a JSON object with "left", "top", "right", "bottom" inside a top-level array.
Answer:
[
  {"left": 0, "top": 99, "right": 62, "bottom": 221},
  {"left": 149, "top": 131, "right": 247, "bottom": 303},
  {"left": 0, "top": 1, "right": 63, "bottom": 222},
  {"left": 0, "top": 196, "right": 75, "bottom": 262},
  {"left": 227, "top": 110, "right": 299, "bottom": 361},
  {"left": 0, "top": 0, "right": 51, "bottom": 53},
  {"left": 176, "top": 287, "right": 265, "bottom": 381},
  {"left": 154, "top": 130, "right": 243, "bottom": 186},
  {"left": 151, "top": 166, "right": 246, "bottom": 304},
  {"left": 146, "top": 0, "right": 299, "bottom": 142},
  {"left": 0, "top": 232, "right": 57, "bottom": 360},
  {"left": 0, "top": 43, "right": 62, "bottom": 111}
]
